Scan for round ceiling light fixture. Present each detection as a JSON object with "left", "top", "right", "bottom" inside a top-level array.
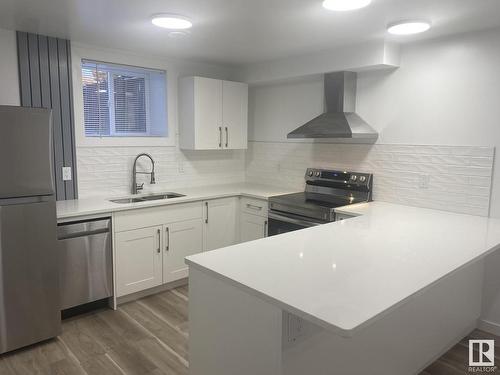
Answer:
[
  {"left": 322, "top": 0, "right": 372, "bottom": 11},
  {"left": 387, "top": 20, "right": 431, "bottom": 35},
  {"left": 151, "top": 14, "right": 193, "bottom": 30}
]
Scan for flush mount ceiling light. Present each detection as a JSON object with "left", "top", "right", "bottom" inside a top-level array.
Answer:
[
  {"left": 387, "top": 20, "right": 431, "bottom": 35},
  {"left": 151, "top": 14, "right": 193, "bottom": 30},
  {"left": 322, "top": 0, "right": 372, "bottom": 11}
]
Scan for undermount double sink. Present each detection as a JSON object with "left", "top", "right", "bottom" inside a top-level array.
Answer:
[{"left": 110, "top": 192, "right": 185, "bottom": 204}]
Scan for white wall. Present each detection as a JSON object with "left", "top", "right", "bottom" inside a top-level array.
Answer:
[
  {"left": 246, "top": 142, "right": 494, "bottom": 216},
  {"left": 247, "top": 26, "right": 500, "bottom": 333},
  {"left": 249, "top": 27, "right": 500, "bottom": 217},
  {"left": 0, "top": 28, "right": 244, "bottom": 197},
  {"left": 0, "top": 28, "right": 20, "bottom": 105},
  {"left": 70, "top": 42, "right": 245, "bottom": 197},
  {"left": 356, "top": 28, "right": 500, "bottom": 218},
  {"left": 238, "top": 40, "right": 400, "bottom": 84},
  {"left": 357, "top": 30, "right": 500, "bottom": 331}
]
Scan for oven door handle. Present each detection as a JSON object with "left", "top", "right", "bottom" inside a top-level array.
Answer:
[{"left": 268, "top": 212, "right": 321, "bottom": 227}]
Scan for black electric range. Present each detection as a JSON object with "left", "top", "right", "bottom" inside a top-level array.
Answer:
[{"left": 268, "top": 168, "right": 373, "bottom": 235}]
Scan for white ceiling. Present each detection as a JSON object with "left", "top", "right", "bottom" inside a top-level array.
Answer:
[{"left": 1, "top": 0, "right": 500, "bottom": 66}]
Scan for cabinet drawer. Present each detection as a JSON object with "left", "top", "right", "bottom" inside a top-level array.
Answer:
[
  {"left": 114, "top": 202, "right": 203, "bottom": 232},
  {"left": 240, "top": 197, "right": 268, "bottom": 217}
]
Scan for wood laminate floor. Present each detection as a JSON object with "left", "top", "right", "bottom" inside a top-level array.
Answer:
[{"left": 0, "top": 284, "right": 498, "bottom": 374}]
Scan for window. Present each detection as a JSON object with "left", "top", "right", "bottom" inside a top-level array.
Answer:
[{"left": 81, "top": 60, "right": 167, "bottom": 137}]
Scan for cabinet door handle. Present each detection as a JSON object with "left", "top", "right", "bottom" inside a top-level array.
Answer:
[
  {"left": 264, "top": 220, "right": 268, "bottom": 237},
  {"left": 218, "top": 127, "right": 222, "bottom": 148},
  {"left": 205, "top": 202, "right": 209, "bottom": 224},
  {"left": 165, "top": 227, "right": 170, "bottom": 251},
  {"left": 246, "top": 203, "right": 262, "bottom": 211},
  {"left": 156, "top": 229, "right": 161, "bottom": 253},
  {"left": 225, "top": 126, "right": 228, "bottom": 148}
]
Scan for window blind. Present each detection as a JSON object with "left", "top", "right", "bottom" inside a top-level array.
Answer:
[{"left": 81, "top": 60, "right": 167, "bottom": 138}]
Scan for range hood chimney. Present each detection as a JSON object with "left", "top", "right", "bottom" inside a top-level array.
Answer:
[{"left": 287, "top": 71, "right": 378, "bottom": 143}]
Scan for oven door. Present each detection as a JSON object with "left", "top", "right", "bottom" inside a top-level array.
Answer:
[{"left": 267, "top": 211, "right": 323, "bottom": 236}]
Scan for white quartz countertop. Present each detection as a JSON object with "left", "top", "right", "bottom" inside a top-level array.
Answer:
[
  {"left": 186, "top": 201, "right": 500, "bottom": 336},
  {"left": 56, "top": 183, "right": 297, "bottom": 219}
]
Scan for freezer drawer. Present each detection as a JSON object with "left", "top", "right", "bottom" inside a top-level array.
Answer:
[{"left": 58, "top": 218, "right": 112, "bottom": 310}]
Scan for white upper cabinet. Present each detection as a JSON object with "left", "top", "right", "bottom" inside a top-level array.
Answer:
[
  {"left": 179, "top": 76, "right": 248, "bottom": 150},
  {"left": 222, "top": 80, "right": 248, "bottom": 149}
]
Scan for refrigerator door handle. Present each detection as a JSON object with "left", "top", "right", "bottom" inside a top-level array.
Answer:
[{"left": 0, "top": 195, "right": 52, "bottom": 206}]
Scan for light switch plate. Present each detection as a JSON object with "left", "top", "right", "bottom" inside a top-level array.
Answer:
[
  {"left": 62, "top": 167, "right": 72, "bottom": 181},
  {"left": 178, "top": 160, "right": 185, "bottom": 174},
  {"left": 418, "top": 174, "right": 430, "bottom": 189}
]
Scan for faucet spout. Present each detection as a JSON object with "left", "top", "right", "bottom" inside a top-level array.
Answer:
[{"left": 132, "top": 153, "right": 156, "bottom": 194}]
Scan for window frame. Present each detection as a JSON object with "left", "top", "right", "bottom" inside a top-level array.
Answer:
[{"left": 72, "top": 44, "right": 174, "bottom": 147}]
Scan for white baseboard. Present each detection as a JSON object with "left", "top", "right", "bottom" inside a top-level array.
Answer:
[
  {"left": 478, "top": 319, "right": 500, "bottom": 336},
  {"left": 116, "top": 277, "right": 188, "bottom": 306}
]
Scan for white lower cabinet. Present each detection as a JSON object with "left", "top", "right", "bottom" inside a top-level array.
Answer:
[
  {"left": 114, "top": 202, "right": 204, "bottom": 297},
  {"left": 239, "top": 197, "right": 268, "bottom": 243},
  {"left": 163, "top": 219, "right": 203, "bottom": 283},
  {"left": 115, "top": 225, "right": 163, "bottom": 297},
  {"left": 203, "top": 197, "right": 238, "bottom": 251},
  {"left": 240, "top": 213, "right": 268, "bottom": 243},
  {"left": 114, "top": 197, "right": 269, "bottom": 298}
]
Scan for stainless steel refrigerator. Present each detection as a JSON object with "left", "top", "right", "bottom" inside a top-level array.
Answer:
[{"left": 0, "top": 105, "right": 60, "bottom": 354}]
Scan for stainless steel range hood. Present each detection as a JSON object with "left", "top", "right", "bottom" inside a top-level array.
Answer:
[{"left": 287, "top": 71, "right": 378, "bottom": 143}]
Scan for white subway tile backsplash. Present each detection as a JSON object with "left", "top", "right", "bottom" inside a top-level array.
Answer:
[
  {"left": 447, "top": 165, "right": 492, "bottom": 177},
  {"left": 469, "top": 176, "right": 493, "bottom": 187},
  {"left": 77, "top": 146, "right": 246, "bottom": 198},
  {"left": 77, "top": 141, "right": 494, "bottom": 217},
  {"left": 245, "top": 141, "right": 494, "bottom": 216},
  {"left": 469, "top": 157, "right": 495, "bottom": 167}
]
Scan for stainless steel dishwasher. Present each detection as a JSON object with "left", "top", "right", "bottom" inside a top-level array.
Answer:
[{"left": 57, "top": 217, "right": 113, "bottom": 310}]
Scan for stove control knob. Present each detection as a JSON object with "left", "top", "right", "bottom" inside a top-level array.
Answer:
[
  {"left": 351, "top": 175, "right": 357, "bottom": 181},
  {"left": 359, "top": 176, "right": 366, "bottom": 182},
  {"left": 315, "top": 171, "right": 321, "bottom": 177},
  {"left": 308, "top": 170, "right": 314, "bottom": 177}
]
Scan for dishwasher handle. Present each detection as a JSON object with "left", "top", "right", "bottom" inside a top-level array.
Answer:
[
  {"left": 58, "top": 228, "right": 109, "bottom": 240},
  {"left": 57, "top": 218, "right": 110, "bottom": 240}
]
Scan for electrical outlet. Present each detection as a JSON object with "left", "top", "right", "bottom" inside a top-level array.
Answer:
[
  {"left": 62, "top": 167, "right": 72, "bottom": 181},
  {"left": 287, "top": 313, "right": 304, "bottom": 342},
  {"left": 418, "top": 174, "right": 430, "bottom": 189},
  {"left": 178, "top": 160, "right": 185, "bottom": 174}
]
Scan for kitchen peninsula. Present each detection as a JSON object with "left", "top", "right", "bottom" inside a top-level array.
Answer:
[{"left": 186, "top": 202, "right": 500, "bottom": 375}]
